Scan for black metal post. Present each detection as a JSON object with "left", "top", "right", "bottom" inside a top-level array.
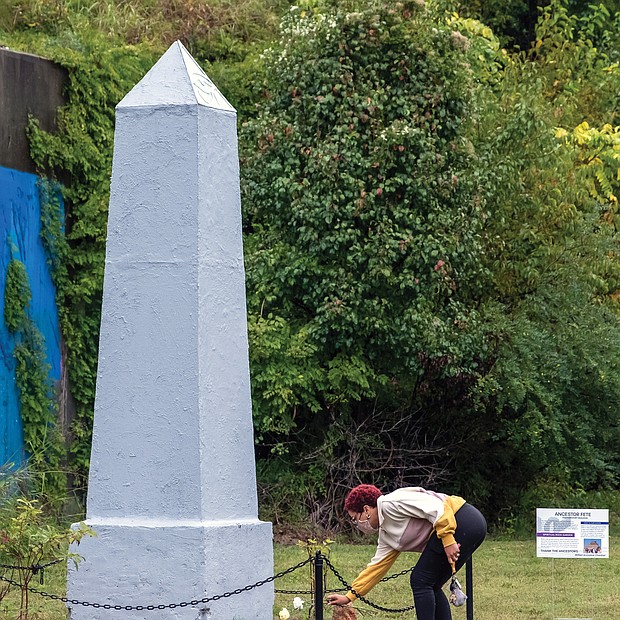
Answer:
[
  {"left": 314, "top": 550, "right": 324, "bottom": 620},
  {"left": 466, "top": 557, "right": 474, "bottom": 620}
]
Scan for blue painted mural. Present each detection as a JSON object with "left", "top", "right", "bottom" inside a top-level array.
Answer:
[{"left": 0, "top": 165, "right": 63, "bottom": 468}]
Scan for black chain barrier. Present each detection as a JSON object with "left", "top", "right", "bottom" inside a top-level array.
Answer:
[
  {"left": 274, "top": 557, "right": 414, "bottom": 595},
  {"left": 0, "top": 559, "right": 62, "bottom": 572},
  {"left": 0, "top": 559, "right": 63, "bottom": 585},
  {"left": 0, "top": 558, "right": 312, "bottom": 611},
  {"left": 0, "top": 552, "right": 472, "bottom": 617},
  {"left": 322, "top": 555, "right": 417, "bottom": 613}
]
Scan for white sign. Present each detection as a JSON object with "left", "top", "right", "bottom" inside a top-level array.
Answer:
[{"left": 536, "top": 508, "right": 609, "bottom": 558}]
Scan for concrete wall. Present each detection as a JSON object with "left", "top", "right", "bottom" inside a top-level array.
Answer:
[{"left": 0, "top": 48, "right": 67, "bottom": 174}]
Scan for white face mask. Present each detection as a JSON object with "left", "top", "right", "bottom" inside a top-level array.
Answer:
[{"left": 356, "top": 515, "right": 378, "bottom": 535}]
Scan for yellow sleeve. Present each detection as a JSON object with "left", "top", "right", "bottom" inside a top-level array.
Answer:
[
  {"left": 434, "top": 496, "right": 465, "bottom": 548},
  {"left": 346, "top": 550, "right": 400, "bottom": 602}
]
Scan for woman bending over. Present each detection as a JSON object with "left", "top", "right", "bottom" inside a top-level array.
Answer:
[{"left": 326, "top": 484, "right": 486, "bottom": 620}]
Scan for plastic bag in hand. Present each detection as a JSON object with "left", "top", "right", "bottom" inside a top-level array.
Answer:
[{"left": 449, "top": 574, "right": 467, "bottom": 607}]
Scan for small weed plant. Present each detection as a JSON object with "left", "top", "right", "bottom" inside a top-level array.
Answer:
[{"left": 0, "top": 471, "right": 93, "bottom": 619}]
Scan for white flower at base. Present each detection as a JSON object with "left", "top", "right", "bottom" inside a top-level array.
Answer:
[
  {"left": 293, "top": 596, "right": 304, "bottom": 610},
  {"left": 279, "top": 608, "right": 291, "bottom": 620}
]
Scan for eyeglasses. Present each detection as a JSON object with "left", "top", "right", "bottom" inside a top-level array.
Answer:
[{"left": 349, "top": 512, "right": 369, "bottom": 525}]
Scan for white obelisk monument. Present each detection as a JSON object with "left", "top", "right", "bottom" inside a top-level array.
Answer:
[{"left": 66, "top": 42, "right": 273, "bottom": 619}]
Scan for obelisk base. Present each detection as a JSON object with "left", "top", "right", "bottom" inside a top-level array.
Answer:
[{"left": 67, "top": 519, "right": 273, "bottom": 620}]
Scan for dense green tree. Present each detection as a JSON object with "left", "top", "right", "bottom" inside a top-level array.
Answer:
[
  {"left": 241, "top": 0, "right": 497, "bottom": 522},
  {"left": 242, "top": 0, "right": 620, "bottom": 525},
  {"left": 441, "top": 2, "right": 620, "bottom": 515}
]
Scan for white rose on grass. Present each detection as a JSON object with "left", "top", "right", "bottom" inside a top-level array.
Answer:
[
  {"left": 293, "top": 596, "right": 304, "bottom": 610},
  {"left": 279, "top": 608, "right": 291, "bottom": 620}
]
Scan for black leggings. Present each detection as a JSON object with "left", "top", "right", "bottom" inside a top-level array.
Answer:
[{"left": 409, "top": 503, "right": 487, "bottom": 620}]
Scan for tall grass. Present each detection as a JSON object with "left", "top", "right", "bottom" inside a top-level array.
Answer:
[{"left": 4, "top": 0, "right": 290, "bottom": 52}]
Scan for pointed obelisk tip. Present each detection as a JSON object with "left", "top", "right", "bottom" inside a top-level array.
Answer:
[{"left": 118, "top": 40, "right": 236, "bottom": 112}]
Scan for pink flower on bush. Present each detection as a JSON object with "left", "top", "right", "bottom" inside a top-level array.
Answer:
[{"left": 434, "top": 259, "right": 445, "bottom": 272}]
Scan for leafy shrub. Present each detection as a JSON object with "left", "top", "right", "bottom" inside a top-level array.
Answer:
[
  {"left": 0, "top": 471, "right": 93, "bottom": 618},
  {"left": 242, "top": 0, "right": 498, "bottom": 524}
]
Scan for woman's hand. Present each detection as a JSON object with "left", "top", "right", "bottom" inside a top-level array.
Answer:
[
  {"left": 326, "top": 594, "right": 351, "bottom": 606},
  {"left": 444, "top": 542, "right": 461, "bottom": 565}
]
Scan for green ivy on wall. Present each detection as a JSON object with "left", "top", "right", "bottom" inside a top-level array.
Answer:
[
  {"left": 38, "top": 178, "right": 68, "bottom": 284},
  {"left": 3, "top": 258, "right": 66, "bottom": 501},
  {"left": 4, "top": 259, "right": 31, "bottom": 333}
]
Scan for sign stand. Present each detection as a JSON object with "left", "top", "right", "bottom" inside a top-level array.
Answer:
[{"left": 536, "top": 508, "right": 609, "bottom": 620}]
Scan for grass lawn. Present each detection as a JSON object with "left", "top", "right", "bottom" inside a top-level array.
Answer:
[
  {"left": 274, "top": 539, "right": 620, "bottom": 620},
  {"left": 1, "top": 538, "right": 618, "bottom": 618}
]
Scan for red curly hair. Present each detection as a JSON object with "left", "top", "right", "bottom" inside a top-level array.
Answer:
[{"left": 344, "top": 484, "right": 383, "bottom": 513}]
